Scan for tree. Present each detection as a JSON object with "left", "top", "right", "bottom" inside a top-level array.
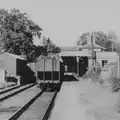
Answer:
[
  {"left": 45, "top": 38, "right": 61, "bottom": 54},
  {"left": 34, "top": 36, "right": 61, "bottom": 59},
  {"left": 39, "top": 37, "right": 61, "bottom": 55},
  {"left": 107, "top": 31, "right": 120, "bottom": 52},
  {"left": 76, "top": 31, "right": 120, "bottom": 52},
  {"left": 76, "top": 32, "right": 89, "bottom": 46},
  {"left": 0, "top": 8, "right": 42, "bottom": 62},
  {"left": 94, "top": 31, "right": 107, "bottom": 48},
  {"left": 107, "top": 31, "right": 119, "bottom": 43}
]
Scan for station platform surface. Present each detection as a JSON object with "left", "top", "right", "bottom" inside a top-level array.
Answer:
[{"left": 50, "top": 81, "right": 120, "bottom": 120}]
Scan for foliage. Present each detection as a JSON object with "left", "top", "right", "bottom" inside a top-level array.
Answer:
[
  {"left": 109, "top": 77, "right": 120, "bottom": 92},
  {"left": 43, "top": 37, "right": 61, "bottom": 54},
  {"left": 35, "top": 46, "right": 47, "bottom": 56},
  {"left": 94, "top": 31, "right": 108, "bottom": 48},
  {"left": 0, "top": 8, "right": 42, "bottom": 62},
  {"left": 34, "top": 37, "right": 61, "bottom": 60},
  {"left": 76, "top": 31, "right": 120, "bottom": 52},
  {"left": 76, "top": 32, "right": 89, "bottom": 46}
]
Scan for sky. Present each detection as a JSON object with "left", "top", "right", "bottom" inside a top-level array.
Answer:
[{"left": 0, "top": 0, "right": 120, "bottom": 46}]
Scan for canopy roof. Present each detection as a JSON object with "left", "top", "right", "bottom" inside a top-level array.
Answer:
[
  {"left": 60, "top": 46, "right": 79, "bottom": 51},
  {"left": 59, "top": 51, "right": 92, "bottom": 57},
  {"left": 79, "top": 43, "right": 106, "bottom": 50},
  {"left": 60, "top": 43, "right": 106, "bottom": 52}
]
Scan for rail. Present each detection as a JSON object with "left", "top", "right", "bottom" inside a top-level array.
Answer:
[{"left": 0, "top": 83, "right": 35, "bottom": 102}]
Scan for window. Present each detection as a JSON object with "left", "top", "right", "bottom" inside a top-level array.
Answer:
[{"left": 102, "top": 60, "right": 108, "bottom": 67}]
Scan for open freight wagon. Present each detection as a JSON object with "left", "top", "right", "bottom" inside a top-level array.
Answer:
[{"left": 37, "top": 54, "right": 64, "bottom": 91}]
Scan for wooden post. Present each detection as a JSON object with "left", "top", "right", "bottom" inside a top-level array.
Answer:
[
  {"left": 59, "top": 60, "right": 60, "bottom": 82},
  {"left": 112, "top": 43, "right": 114, "bottom": 52},
  {"left": 76, "top": 56, "right": 79, "bottom": 77},
  {"left": 43, "top": 57, "right": 45, "bottom": 82},
  {"left": 35, "top": 61, "right": 37, "bottom": 83},
  {"left": 117, "top": 54, "right": 120, "bottom": 77},
  {"left": 16, "top": 76, "right": 20, "bottom": 85},
  {"left": 91, "top": 33, "right": 94, "bottom": 67},
  {"left": 52, "top": 57, "right": 53, "bottom": 82}
]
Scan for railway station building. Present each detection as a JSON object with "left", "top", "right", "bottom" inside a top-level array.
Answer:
[{"left": 59, "top": 39, "right": 120, "bottom": 78}]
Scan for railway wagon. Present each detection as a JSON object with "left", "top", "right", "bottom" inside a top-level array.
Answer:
[{"left": 37, "top": 54, "right": 64, "bottom": 90}]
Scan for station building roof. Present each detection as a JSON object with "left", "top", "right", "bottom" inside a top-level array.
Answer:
[
  {"left": 78, "top": 43, "right": 106, "bottom": 50},
  {"left": 60, "top": 43, "right": 106, "bottom": 52},
  {"left": 59, "top": 51, "right": 92, "bottom": 57},
  {"left": 60, "top": 46, "right": 79, "bottom": 51}
]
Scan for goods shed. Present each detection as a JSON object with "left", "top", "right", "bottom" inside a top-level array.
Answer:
[
  {"left": 0, "top": 52, "right": 26, "bottom": 76},
  {"left": 0, "top": 52, "right": 36, "bottom": 84}
]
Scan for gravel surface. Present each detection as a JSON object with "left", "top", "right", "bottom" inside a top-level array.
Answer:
[
  {"left": 0, "top": 85, "right": 41, "bottom": 120},
  {"left": 17, "top": 92, "right": 55, "bottom": 120}
]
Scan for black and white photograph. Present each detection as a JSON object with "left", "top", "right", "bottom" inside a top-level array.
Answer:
[{"left": 0, "top": 0, "right": 119, "bottom": 120}]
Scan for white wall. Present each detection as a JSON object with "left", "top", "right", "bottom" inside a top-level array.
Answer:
[
  {"left": 95, "top": 51, "right": 119, "bottom": 77},
  {"left": 96, "top": 52, "right": 118, "bottom": 66},
  {"left": 97, "top": 59, "right": 117, "bottom": 66}
]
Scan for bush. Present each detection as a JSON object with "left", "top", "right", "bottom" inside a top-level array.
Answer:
[
  {"left": 109, "top": 77, "right": 120, "bottom": 92},
  {"left": 83, "top": 65, "right": 102, "bottom": 83}
]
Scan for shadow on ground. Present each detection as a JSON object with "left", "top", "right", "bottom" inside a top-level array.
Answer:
[{"left": 63, "top": 75, "right": 78, "bottom": 82}]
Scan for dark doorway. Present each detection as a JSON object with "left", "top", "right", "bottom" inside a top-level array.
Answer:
[
  {"left": 62, "top": 56, "right": 77, "bottom": 74},
  {"left": 62, "top": 56, "right": 77, "bottom": 81},
  {"left": 61, "top": 56, "right": 88, "bottom": 81},
  {"left": 79, "top": 56, "right": 88, "bottom": 76}
]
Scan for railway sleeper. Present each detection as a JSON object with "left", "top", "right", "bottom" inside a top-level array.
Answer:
[{"left": 38, "top": 83, "right": 60, "bottom": 92}]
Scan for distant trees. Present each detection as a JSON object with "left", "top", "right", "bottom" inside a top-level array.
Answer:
[
  {"left": 36, "top": 37, "right": 61, "bottom": 57},
  {"left": 76, "top": 31, "right": 120, "bottom": 52},
  {"left": 76, "top": 32, "right": 89, "bottom": 46},
  {"left": 44, "top": 38, "right": 61, "bottom": 53}
]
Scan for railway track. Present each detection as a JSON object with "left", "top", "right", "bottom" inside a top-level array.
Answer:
[
  {"left": 0, "top": 83, "right": 35, "bottom": 102},
  {"left": 9, "top": 89, "right": 45, "bottom": 120},
  {"left": 0, "top": 83, "right": 40, "bottom": 120},
  {"left": 0, "top": 85, "right": 23, "bottom": 95},
  {"left": 41, "top": 91, "right": 58, "bottom": 120},
  {"left": 8, "top": 89, "right": 58, "bottom": 120},
  {"left": 0, "top": 83, "right": 59, "bottom": 120}
]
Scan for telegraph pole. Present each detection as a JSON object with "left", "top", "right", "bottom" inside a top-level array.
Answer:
[{"left": 91, "top": 32, "right": 94, "bottom": 67}]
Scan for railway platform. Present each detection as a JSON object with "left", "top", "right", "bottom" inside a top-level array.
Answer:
[{"left": 50, "top": 81, "right": 120, "bottom": 120}]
